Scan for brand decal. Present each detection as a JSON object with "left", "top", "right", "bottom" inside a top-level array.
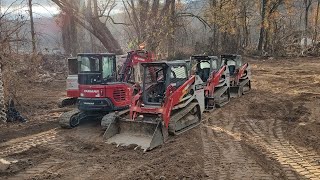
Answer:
[
  {"left": 84, "top": 89, "right": 100, "bottom": 93},
  {"left": 83, "top": 102, "right": 94, "bottom": 105}
]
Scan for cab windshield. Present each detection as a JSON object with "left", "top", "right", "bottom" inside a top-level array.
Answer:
[
  {"left": 79, "top": 56, "right": 99, "bottom": 72},
  {"left": 102, "top": 56, "right": 116, "bottom": 81}
]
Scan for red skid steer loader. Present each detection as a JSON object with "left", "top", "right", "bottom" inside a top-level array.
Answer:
[
  {"left": 190, "top": 55, "right": 230, "bottom": 111},
  {"left": 220, "top": 55, "right": 251, "bottom": 97},
  {"left": 103, "top": 61, "right": 205, "bottom": 151}
]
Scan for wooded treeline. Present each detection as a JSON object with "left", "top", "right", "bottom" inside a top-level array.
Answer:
[{"left": 2, "top": 0, "right": 320, "bottom": 58}]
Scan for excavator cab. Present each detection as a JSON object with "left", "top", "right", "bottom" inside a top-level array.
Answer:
[
  {"left": 78, "top": 53, "right": 117, "bottom": 85},
  {"left": 77, "top": 53, "right": 132, "bottom": 113}
]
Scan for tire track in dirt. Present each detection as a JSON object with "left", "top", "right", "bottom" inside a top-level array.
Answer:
[
  {"left": 201, "top": 112, "right": 273, "bottom": 180},
  {"left": 0, "top": 120, "right": 104, "bottom": 157},
  {"left": 7, "top": 158, "right": 65, "bottom": 180},
  {"left": 244, "top": 118, "right": 320, "bottom": 179},
  {"left": 0, "top": 129, "right": 59, "bottom": 157},
  {"left": 0, "top": 121, "right": 106, "bottom": 179}
]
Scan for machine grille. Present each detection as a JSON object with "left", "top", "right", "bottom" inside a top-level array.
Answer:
[{"left": 113, "top": 88, "right": 126, "bottom": 102}]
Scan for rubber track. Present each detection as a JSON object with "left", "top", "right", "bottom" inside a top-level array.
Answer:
[
  {"left": 244, "top": 118, "right": 320, "bottom": 179},
  {"left": 169, "top": 102, "right": 199, "bottom": 135},
  {"left": 58, "top": 109, "right": 80, "bottom": 128}
]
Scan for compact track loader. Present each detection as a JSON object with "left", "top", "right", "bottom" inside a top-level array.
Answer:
[
  {"left": 190, "top": 55, "right": 230, "bottom": 111},
  {"left": 220, "top": 55, "right": 251, "bottom": 97},
  {"left": 103, "top": 61, "right": 205, "bottom": 151}
]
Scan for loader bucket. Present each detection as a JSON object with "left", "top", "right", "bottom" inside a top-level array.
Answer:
[
  {"left": 103, "top": 119, "right": 165, "bottom": 151},
  {"left": 230, "top": 86, "right": 241, "bottom": 98}
]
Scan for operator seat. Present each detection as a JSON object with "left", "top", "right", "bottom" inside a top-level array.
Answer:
[
  {"left": 201, "top": 68, "right": 211, "bottom": 82},
  {"left": 228, "top": 65, "right": 236, "bottom": 76}
]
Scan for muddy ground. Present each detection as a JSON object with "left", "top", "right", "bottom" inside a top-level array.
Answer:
[{"left": 0, "top": 57, "right": 320, "bottom": 179}]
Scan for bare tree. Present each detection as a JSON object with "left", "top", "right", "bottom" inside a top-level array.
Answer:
[
  {"left": 0, "top": 63, "right": 6, "bottom": 122},
  {"left": 28, "top": 0, "right": 36, "bottom": 53},
  {"left": 304, "top": 0, "right": 313, "bottom": 47},
  {"left": 314, "top": 0, "right": 320, "bottom": 43},
  {"left": 52, "top": 0, "right": 123, "bottom": 54},
  {"left": 258, "top": 0, "right": 267, "bottom": 52}
]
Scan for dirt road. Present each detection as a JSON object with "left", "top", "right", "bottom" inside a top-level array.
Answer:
[{"left": 0, "top": 57, "right": 320, "bottom": 179}]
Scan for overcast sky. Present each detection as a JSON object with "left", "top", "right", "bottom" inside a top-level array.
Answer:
[
  {"left": 1, "top": 0, "right": 60, "bottom": 17},
  {"left": 1, "top": 0, "right": 197, "bottom": 18}
]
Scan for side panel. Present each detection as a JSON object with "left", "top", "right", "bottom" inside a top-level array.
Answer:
[
  {"left": 66, "top": 75, "right": 79, "bottom": 98},
  {"left": 78, "top": 83, "right": 133, "bottom": 111},
  {"left": 66, "top": 75, "right": 78, "bottom": 90},
  {"left": 193, "top": 75, "right": 205, "bottom": 114},
  {"left": 105, "top": 83, "right": 133, "bottom": 107}
]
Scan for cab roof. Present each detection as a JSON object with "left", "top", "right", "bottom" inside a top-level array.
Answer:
[
  {"left": 191, "top": 55, "right": 218, "bottom": 61},
  {"left": 220, "top": 54, "right": 241, "bottom": 59},
  {"left": 141, "top": 60, "right": 188, "bottom": 67},
  {"left": 77, "top": 53, "right": 116, "bottom": 56}
]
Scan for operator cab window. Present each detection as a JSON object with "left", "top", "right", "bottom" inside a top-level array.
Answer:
[
  {"left": 143, "top": 65, "right": 166, "bottom": 105},
  {"left": 197, "top": 61, "right": 212, "bottom": 82},
  {"left": 170, "top": 65, "right": 187, "bottom": 88},
  {"left": 226, "top": 60, "right": 237, "bottom": 75},
  {"left": 79, "top": 56, "right": 99, "bottom": 72},
  {"left": 102, "top": 56, "right": 116, "bottom": 82}
]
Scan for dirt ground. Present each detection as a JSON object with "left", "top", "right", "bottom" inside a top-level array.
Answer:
[{"left": 0, "top": 57, "right": 320, "bottom": 179}]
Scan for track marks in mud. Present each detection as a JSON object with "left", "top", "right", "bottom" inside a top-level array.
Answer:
[
  {"left": 245, "top": 118, "right": 320, "bottom": 179},
  {"left": 7, "top": 158, "right": 65, "bottom": 180},
  {"left": 0, "top": 129, "right": 59, "bottom": 157},
  {"left": 201, "top": 114, "right": 273, "bottom": 180}
]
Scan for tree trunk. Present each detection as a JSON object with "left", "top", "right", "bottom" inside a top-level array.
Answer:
[
  {"left": 52, "top": 0, "right": 123, "bottom": 54},
  {"left": 258, "top": 0, "right": 267, "bottom": 52},
  {"left": 304, "top": 0, "right": 312, "bottom": 47},
  {"left": 167, "top": 0, "right": 175, "bottom": 58},
  {"left": 28, "top": 0, "right": 36, "bottom": 53},
  {"left": 0, "top": 64, "right": 7, "bottom": 122},
  {"left": 314, "top": 0, "right": 320, "bottom": 43}
]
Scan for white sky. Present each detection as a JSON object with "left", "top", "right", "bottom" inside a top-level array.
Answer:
[
  {"left": 1, "top": 0, "right": 197, "bottom": 18},
  {"left": 1, "top": 0, "right": 60, "bottom": 17}
]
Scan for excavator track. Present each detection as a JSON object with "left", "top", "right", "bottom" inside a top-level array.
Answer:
[
  {"left": 169, "top": 102, "right": 200, "bottom": 135},
  {"left": 60, "top": 97, "right": 77, "bottom": 107},
  {"left": 58, "top": 109, "right": 80, "bottom": 128}
]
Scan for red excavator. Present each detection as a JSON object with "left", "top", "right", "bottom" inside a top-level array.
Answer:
[
  {"left": 103, "top": 60, "right": 205, "bottom": 151},
  {"left": 59, "top": 50, "right": 154, "bottom": 128},
  {"left": 220, "top": 55, "right": 251, "bottom": 97},
  {"left": 190, "top": 55, "right": 230, "bottom": 111}
]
